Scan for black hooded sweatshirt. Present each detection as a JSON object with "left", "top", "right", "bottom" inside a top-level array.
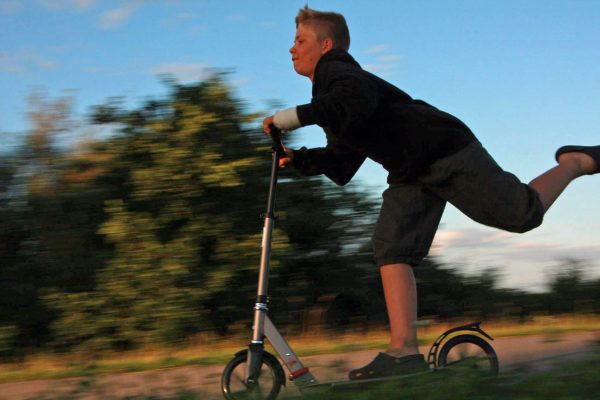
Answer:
[{"left": 292, "top": 49, "right": 477, "bottom": 185}]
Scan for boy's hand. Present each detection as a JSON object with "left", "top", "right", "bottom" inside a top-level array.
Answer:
[
  {"left": 279, "top": 146, "right": 294, "bottom": 168},
  {"left": 263, "top": 116, "right": 275, "bottom": 135},
  {"left": 264, "top": 116, "right": 293, "bottom": 167}
]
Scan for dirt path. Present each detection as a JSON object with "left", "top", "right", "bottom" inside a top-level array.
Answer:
[{"left": 1, "top": 331, "right": 597, "bottom": 400}]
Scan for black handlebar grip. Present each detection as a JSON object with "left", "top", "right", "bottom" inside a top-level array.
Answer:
[{"left": 268, "top": 123, "right": 286, "bottom": 158}]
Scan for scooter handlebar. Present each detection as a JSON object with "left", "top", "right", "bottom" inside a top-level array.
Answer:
[{"left": 268, "top": 124, "right": 287, "bottom": 158}]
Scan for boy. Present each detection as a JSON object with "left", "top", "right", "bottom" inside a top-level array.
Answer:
[{"left": 263, "top": 6, "right": 599, "bottom": 379}]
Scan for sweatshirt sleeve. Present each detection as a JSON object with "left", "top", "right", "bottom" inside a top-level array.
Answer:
[{"left": 292, "top": 142, "right": 366, "bottom": 186}]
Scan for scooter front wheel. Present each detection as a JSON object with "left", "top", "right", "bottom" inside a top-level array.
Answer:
[
  {"left": 437, "top": 334, "right": 499, "bottom": 375},
  {"left": 221, "top": 351, "right": 285, "bottom": 400}
]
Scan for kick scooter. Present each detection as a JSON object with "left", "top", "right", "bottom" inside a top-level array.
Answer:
[{"left": 221, "top": 126, "right": 499, "bottom": 400}]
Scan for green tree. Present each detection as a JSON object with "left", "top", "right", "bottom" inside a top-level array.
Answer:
[
  {"left": 0, "top": 93, "right": 108, "bottom": 354},
  {"left": 546, "top": 259, "right": 597, "bottom": 314},
  {"left": 45, "top": 76, "right": 380, "bottom": 351}
]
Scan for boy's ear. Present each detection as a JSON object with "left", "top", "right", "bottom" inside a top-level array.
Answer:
[{"left": 321, "top": 37, "right": 334, "bottom": 53}]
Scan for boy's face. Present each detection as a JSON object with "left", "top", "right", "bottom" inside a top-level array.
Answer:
[{"left": 290, "top": 23, "right": 330, "bottom": 81}]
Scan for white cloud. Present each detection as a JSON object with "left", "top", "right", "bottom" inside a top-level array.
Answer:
[
  {"left": 229, "top": 77, "right": 251, "bottom": 87},
  {"left": 164, "top": 11, "right": 195, "bottom": 23},
  {"left": 97, "top": 1, "right": 140, "bottom": 29},
  {"left": 364, "top": 44, "right": 389, "bottom": 54},
  {"left": 363, "top": 63, "right": 397, "bottom": 74},
  {"left": 506, "top": 243, "right": 600, "bottom": 263},
  {"left": 151, "top": 63, "right": 208, "bottom": 83},
  {"left": 227, "top": 13, "right": 246, "bottom": 22},
  {"left": 0, "top": 54, "right": 20, "bottom": 74},
  {"left": 0, "top": 0, "right": 22, "bottom": 14},
  {"left": 38, "top": 0, "right": 96, "bottom": 10},
  {"left": 514, "top": 240, "right": 555, "bottom": 250},
  {"left": 426, "top": 227, "right": 600, "bottom": 292},
  {"left": 0, "top": 51, "right": 59, "bottom": 74},
  {"left": 378, "top": 54, "right": 401, "bottom": 62},
  {"left": 432, "top": 227, "right": 600, "bottom": 267},
  {"left": 74, "top": 0, "right": 94, "bottom": 8},
  {"left": 362, "top": 46, "right": 402, "bottom": 77},
  {"left": 433, "top": 228, "right": 515, "bottom": 250}
]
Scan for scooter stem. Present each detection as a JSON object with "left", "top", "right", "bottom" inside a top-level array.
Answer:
[
  {"left": 247, "top": 127, "right": 283, "bottom": 381},
  {"left": 252, "top": 147, "right": 280, "bottom": 339}
]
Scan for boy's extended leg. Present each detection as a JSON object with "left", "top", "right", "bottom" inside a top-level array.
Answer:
[{"left": 530, "top": 150, "right": 599, "bottom": 212}]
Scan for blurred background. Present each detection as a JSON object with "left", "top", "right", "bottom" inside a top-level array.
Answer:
[{"left": 1, "top": 1, "right": 599, "bottom": 359}]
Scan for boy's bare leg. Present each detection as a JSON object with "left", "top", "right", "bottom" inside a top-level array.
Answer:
[
  {"left": 380, "top": 263, "right": 420, "bottom": 356},
  {"left": 529, "top": 152, "right": 598, "bottom": 212}
]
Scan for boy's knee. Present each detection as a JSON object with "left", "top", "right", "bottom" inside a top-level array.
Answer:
[
  {"left": 372, "top": 238, "right": 426, "bottom": 268},
  {"left": 505, "top": 209, "right": 544, "bottom": 234},
  {"left": 490, "top": 192, "right": 544, "bottom": 233}
]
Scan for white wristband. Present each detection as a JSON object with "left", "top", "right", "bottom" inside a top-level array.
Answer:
[{"left": 273, "top": 107, "right": 301, "bottom": 132}]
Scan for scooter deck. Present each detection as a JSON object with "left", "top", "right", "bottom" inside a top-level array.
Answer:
[{"left": 299, "top": 368, "right": 434, "bottom": 393}]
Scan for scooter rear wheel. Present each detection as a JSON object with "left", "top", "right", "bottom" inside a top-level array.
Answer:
[
  {"left": 437, "top": 334, "right": 499, "bottom": 375},
  {"left": 221, "top": 351, "right": 285, "bottom": 400}
]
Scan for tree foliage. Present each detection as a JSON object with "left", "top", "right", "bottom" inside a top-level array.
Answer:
[{"left": 42, "top": 77, "right": 381, "bottom": 351}]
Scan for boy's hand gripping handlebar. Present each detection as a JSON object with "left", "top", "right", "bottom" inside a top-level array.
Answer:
[{"left": 268, "top": 123, "right": 287, "bottom": 158}]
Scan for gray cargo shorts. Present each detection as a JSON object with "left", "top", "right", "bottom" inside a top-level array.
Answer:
[{"left": 372, "top": 142, "right": 544, "bottom": 267}]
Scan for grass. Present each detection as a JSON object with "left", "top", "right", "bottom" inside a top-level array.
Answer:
[
  {"left": 16, "top": 351, "right": 600, "bottom": 400},
  {"left": 295, "top": 353, "right": 600, "bottom": 400},
  {"left": 0, "top": 314, "right": 599, "bottom": 384}
]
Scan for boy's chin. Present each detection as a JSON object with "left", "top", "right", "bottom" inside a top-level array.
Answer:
[{"left": 293, "top": 67, "right": 311, "bottom": 78}]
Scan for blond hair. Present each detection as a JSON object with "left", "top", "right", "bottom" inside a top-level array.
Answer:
[{"left": 295, "top": 6, "right": 350, "bottom": 51}]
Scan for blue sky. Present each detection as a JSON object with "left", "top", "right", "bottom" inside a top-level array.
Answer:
[{"left": 1, "top": 0, "right": 599, "bottom": 291}]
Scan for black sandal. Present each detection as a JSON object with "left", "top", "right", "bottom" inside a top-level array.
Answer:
[
  {"left": 348, "top": 353, "right": 428, "bottom": 380},
  {"left": 555, "top": 145, "right": 600, "bottom": 175}
]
